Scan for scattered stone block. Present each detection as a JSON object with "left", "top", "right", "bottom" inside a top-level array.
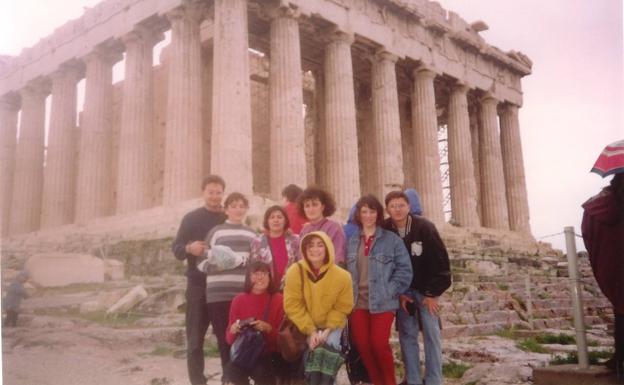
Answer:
[
  {"left": 106, "top": 285, "right": 148, "bottom": 314},
  {"left": 24, "top": 253, "right": 104, "bottom": 287}
]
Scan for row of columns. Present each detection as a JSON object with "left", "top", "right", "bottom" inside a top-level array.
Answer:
[{"left": 0, "top": 0, "right": 531, "bottom": 237}]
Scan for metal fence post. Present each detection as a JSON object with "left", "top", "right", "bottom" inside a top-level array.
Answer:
[{"left": 564, "top": 226, "right": 589, "bottom": 369}]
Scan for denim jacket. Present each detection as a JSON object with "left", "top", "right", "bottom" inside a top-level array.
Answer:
[{"left": 346, "top": 226, "right": 413, "bottom": 313}]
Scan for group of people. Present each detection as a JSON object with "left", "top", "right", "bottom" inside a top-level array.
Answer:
[{"left": 173, "top": 175, "right": 451, "bottom": 385}]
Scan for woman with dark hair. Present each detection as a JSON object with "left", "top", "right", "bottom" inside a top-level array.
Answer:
[
  {"left": 250, "top": 205, "right": 301, "bottom": 289},
  {"left": 224, "top": 261, "right": 285, "bottom": 385},
  {"left": 282, "top": 184, "right": 306, "bottom": 234},
  {"left": 346, "top": 194, "right": 412, "bottom": 385},
  {"left": 297, "top": 187, "right": 347, "bottom": 265}
]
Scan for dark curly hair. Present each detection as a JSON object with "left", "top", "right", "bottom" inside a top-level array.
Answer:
[
  {"left": 262, "top": 205, "right": 290, "bottom": 231},
  {"left": 353, "top": 194, "right": 385, "bottom": 228},
  {"left": 296, "top": 187, "right": 336, "bottom": 218}
]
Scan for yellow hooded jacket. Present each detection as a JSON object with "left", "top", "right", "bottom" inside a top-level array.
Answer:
[{"left": 283, "top": 231, "right": 354, "bottom": 335}]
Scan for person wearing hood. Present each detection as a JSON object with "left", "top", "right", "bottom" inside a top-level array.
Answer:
[
  {"left": 343, "top": 204, "right": 359, "bottom": 242},
  {"left": 404, "top": 188, "right": 423, "bottom": 216},
  {"left": 283, "top": 231, "right": 354, "bottom": 366},
  {"left": 346, "top": 194, "right": 413, "bottom": 385}
]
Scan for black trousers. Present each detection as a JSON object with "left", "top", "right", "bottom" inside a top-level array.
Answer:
[
  {"left": 206, "top": 300, "right": 233, "bottom": 381},
  {"left": 226, "top": 354, "right": 276, "bottom": 385},
  {"left": 3, "top": 310, "right": 18, "bottom": 327},
  {"left": 186, "top": 283, "right": 210, "bottom": 385}
]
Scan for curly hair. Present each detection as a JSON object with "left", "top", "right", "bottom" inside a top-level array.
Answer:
[
  {"left": 353, "top": 194, "right": 385, "bottom": 228},
  {"left": 296, "top": 186, "right": 336, "bottom": 218}
]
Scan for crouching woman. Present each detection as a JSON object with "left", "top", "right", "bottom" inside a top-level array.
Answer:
[
  {"left": 225, "top": 261, "right": 285, "bottom": 385},
  {"left": 283, "top": 231, "right": 354, "bottom": 382}
]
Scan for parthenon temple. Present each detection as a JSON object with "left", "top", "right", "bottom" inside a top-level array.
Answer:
[{"left": 0, "top": 0, "right": 534, "bottom": 240}]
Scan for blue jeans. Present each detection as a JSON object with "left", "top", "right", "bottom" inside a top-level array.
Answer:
[{"left": 396, "top": 290, "right": 442, "bottom": 385}]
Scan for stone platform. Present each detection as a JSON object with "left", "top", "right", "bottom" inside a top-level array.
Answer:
[{"left": 533, "top": 364, "right": 622, "bottom": 385}]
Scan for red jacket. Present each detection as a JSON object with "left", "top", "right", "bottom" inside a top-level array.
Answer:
[{"left": 581, "top": 186, "right": 624, "bottom": 314}]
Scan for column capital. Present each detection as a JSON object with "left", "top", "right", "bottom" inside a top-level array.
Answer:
[
  {"left": 84, "top": 43, "right": 124, "bottom": 66},
  {"left": 0, "top": 92, "right": 21, "bottom": 110},
  {"left": 166, "top": 2, "right": 207, "bottom": 26},
  {"left": 451, "top": 82, "right": 470, "bottom": 95},
  {"left": 480, "top": 91, "right": 499, "bottom": 105},
  {"left": 373, "top": 49, "right": 398, "bottom": 64},
  {"left": 122, "top": 24, "right": 165, "bottom": 48},
  {"left": 325, "top": 28, "right": 354, "bottom": 46},
  {"left": 498, "top": 102, "right": 519, "bottom": 115},
  {"left": 263, "top": 3, "right": 300, "bottom": 20},
  {"left": 20, "top": 77, "right": 51, "bottom": 99},
  {"left": 51, "top": 59, "right": 85, "bottom": 82},
  {"left": 412, "top": 66, "right": 437, "bottom": 80}
]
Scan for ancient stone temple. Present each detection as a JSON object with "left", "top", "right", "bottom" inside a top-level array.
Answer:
[{"left": 0, "top": 0, "right": 533, "bottom": 242}]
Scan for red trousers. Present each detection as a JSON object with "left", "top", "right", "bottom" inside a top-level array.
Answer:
[{"left": 350, "top": 309, "right": 396, "bottom": 385}]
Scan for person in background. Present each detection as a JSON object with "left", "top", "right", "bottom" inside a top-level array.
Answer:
[
  {"left": 283, "top": 231, "right": 353, "bottom": 382},
  {"left": 282, "top": 184, "right": 306, "bottom": 235},
  {"left": 346, "top": 194, "right": 413, "bottom": 385},
  {"left": 582, "top": 172, "right": 624, "bottom": 378},
  {"left": 404, "top": 188, "right": 423, "bottom": 216},
  {"left": 224, "top": 261, "right": 284, "bottom": 385},
  {"left": 3, "top": 271, "right": 29, "bottom": 327},
  {"left": 172, "top": 175, "right": 226, "bottom": 385},
  {"left": 298, "top": 187, "right": 347, "bottom": 265},
  {"left": 383, "top": 190, "right": 451, "bottom": 385},
  {"left": 250, "top": 205, "right": 301, "bottom": 289},
  {"left": 197, "top": 192, "right": 258, "bottom": 383}
]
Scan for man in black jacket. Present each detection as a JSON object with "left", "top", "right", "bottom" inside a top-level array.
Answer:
[
  {"left": 172, "top": 175, "right": 226, "bottom": 385},
  {"left": 383, "top": 190, "right": 451, "bottom": 385}
]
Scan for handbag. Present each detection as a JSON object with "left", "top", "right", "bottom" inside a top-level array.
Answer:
[
  {"left": 304, "top": 343, "right": 345, "bottom": 385},
  {"left": 341, "top": 325, "right": 370, "bottom": 384},
  {"left": 230, "top": 296, "right": 272, "bottom": 369},
  {"left": 277, "top": 263, "right": 308, "bottom": 362}
]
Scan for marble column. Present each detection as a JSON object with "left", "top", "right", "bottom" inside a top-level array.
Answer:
[
  {"left": 447, "top": 84, "right": 479, "bottom": 227},
  {"left": 468, "top": 102, "right": 482, "bottom": 222},
  {"left": 75, "top": 47, "right": 121, "bottom": 222},
  {"left": 41, "top": 63, "right": 83, "bottom": 228},
  {"left": 10, "top": 80, "right": 49, "bottom": 234},
  {"left": 0, "top": 93, "right": 20, "bottom": 237},
  {"left": 163, "top": 4, "right": 205, "bottom": 204},
  {"left": 371, "top": 50, "right": 404, "bottom": 199},
  {"left": 313, "top": 70, "right": 326, "bottom": 188},
  {"left": 478, "top": 94, "right": 509, "bottom": 229},
  {"left": 211, "top": 0, "right": 253, "bottom": 194},
  {"left": 411, "top": 68, "right": 444, "bottom": 224},
  {"left": 269, "top": 7, "right": 306, "bottom": 198},
  {"left": 500, "top": 103, "right": 531, "bottom": 234},
  {"left": 324, "top": 31, "right": 360, "bottom": 209},
  {"left": 117, "top": 26, "right": 162, "bottom": 214}
]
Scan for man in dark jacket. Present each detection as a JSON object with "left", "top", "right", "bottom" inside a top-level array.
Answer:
[
  {"left": 172, "top": 175, "right": 226, "bottom": 385},
  {"left": 383, "top": 190, "right": 451, "bottom": 385}
]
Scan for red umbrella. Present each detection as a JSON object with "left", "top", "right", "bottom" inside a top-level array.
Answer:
[{"left": 591, "top": 139, "right": 624, "bottom": 177}]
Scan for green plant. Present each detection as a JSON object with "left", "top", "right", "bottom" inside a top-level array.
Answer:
[
  {"left": 203, "top": 341, "right": 220, "bottom": 357},
  {"left": 495, "top": 326, "right": 518, "bottom": 340},
  {"left": 149, "top": 345, "right": 174, "bottom": 356},
  {"left": 442, "top": 361, "right": 471, "bottom": 378},
  {"left": 550, "top": 350, "right": 613, "bottom": 365},
  {"left": 497, "top": 283, "right": 509, "bottom": 291},
  {"left": 535, "top": 333, "right": 575, "bottom": 345},
  {"left": 516, "top": 338, "right": 547, "bottom": 353}
]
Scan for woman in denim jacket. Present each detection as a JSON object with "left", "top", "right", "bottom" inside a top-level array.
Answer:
[{"left": 346, "top": 194, "right": 412, "bottom": 385}]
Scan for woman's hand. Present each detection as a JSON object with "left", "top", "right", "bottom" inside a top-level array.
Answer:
[
  {"left": 307, "top": 329, "right": 331, "bottom": 350},
  {"left": 229, "top": 320, "right": 241, "bottom": 335},
  {"left": 251, "top": 320, "right": 272, "bottom": 334},
  {"left": 318, "top": 328, "right": 331, "bottom": 344}
]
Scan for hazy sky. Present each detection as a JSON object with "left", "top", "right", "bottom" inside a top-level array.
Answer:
[{"left": 1, "top": 0, "right": 622, "bottom": 251}]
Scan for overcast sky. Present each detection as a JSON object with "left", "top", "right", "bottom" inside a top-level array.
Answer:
[{"left": 1, "top": 0, "right": 622, "bottom": 252}]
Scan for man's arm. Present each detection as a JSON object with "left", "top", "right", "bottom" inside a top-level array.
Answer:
[
  {"left": 422, "top": 223, "right": 451, "bottom": 297},
  {"left": 172, "top": 214, "right": 205, "bottom": 261}
]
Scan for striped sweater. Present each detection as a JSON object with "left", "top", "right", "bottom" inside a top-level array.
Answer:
[{"left": 200, "top": 221, "right": 257, "bottom": 303}]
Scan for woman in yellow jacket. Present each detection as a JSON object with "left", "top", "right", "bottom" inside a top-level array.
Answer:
[{"left": 283, "top": 231, "right": 354, "bottom": 362}]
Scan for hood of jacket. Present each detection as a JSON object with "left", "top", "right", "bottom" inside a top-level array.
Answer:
[
  {"left": 405, "top": 188, "right": 423, "bottom": 216},
  {"left": 299, "top": 231, "right": 335, "bottom": 275}
]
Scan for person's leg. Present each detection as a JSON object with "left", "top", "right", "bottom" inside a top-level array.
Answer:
[
  {"left": 249, "top": 355, "right": 276, "bottom": 385},
  {"left": 224, "top": 361, "right": 251, "bottom": 385},
  {"left": 186, "top": 283, "right": 210, "bottom": 385},
  {"left": 397, "top": 290, "right": 422, "bottom": 385},
  {"left": 414, "top": 292, "right": 443, "bottom": 385},
  {"left": 209, "top": 300, "right": 233, "bottom": 380},
  {"left": 350, "top": 309, "right": 384, "bottom": 385},
  {"left": 369, "top": 311, "right": 397, "bottom": 385}
]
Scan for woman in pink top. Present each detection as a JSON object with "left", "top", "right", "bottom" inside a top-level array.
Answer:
[{"left": 297, "top": 187, "right": 347, "bottom": 265}]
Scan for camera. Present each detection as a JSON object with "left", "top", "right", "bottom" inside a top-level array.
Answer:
[{"left": 238, "top": 317, "right": 256, "bottom": 329}]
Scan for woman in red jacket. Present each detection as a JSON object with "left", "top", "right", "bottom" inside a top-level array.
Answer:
[{"left": 225, "top": 261, "right": 284, "bottom": 385}]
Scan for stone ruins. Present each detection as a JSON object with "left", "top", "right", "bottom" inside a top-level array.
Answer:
[{"left": 0, "top": 0, "right": 534, "bottom": 241}]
